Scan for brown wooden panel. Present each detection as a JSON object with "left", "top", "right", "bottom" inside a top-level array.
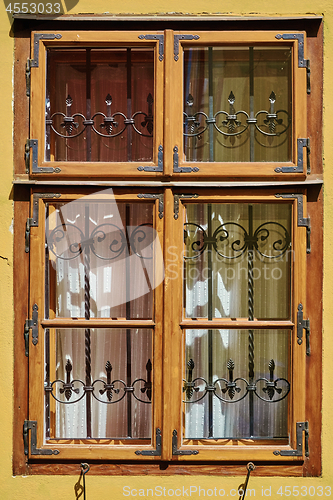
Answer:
[
  {"left": 13, "top": 188, "right": 30, "bottom": 475},
  {"left": 14, "top": 33, "right": 30, "bottom": 176},
  {"left": 27, "top": 461, "right": 304, "bottom": 476}
]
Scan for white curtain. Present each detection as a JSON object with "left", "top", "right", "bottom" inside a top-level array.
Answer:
[
  {"left": 184, "top": 203, "right": 291, "bottom": 439},
  {"left": 47, "top": 200, "right": 154, "bottom": 439}
]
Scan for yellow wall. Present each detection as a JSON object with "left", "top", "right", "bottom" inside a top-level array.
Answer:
[{"left": 1, "top": 1, "right": 332, "bottom": 498}]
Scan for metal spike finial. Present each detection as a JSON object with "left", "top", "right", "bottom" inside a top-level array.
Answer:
[
  {"left": 228, "top": 91, "right": 235, "bottom": 105},
  {"left": 65, "top": 95, "right": 73, "bottom": 107}
]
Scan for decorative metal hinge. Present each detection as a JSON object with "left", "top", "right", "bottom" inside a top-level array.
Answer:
[
  {"left": 274, "top": 421, "right": 309, "bottom": 457},
  {"left": 174, "top": 34, "right": 200, "bottom": 61},
  {"left": 135, "top": 428, "right": 162, "bottom": 456},
  {"left": 172, "top": 430, "right": 199, "bottom": 455},
  {"left": 297, "top": 303, "right": 311, "bottom": 355},
  {"left": 137, "top": 193, "right": 164, "bottom": 219},
  {"left": 23, "top": 420, "right": 59, "bottom": 456},
  {"left": 174, "top": 193, "right": 199, "bottom": 220},
  {"left": 173, "top": 146, "right": 199, "bottom": 173},
  {"left": 25, "top": 139, "right": 61, "bottom": 174},
  {"left": 138, "top": 34, "right": 164, "bottom": 61},
  {"left": 275, "top": 193, "right": 311, "bottom": 253},
  {"left": 26, "top": 34, "right": 62, "bottom": 96},
  {"left": 25, "top": 193, "right": 61, "bottom": 252},
  {"left": 275, "top": 34, "right": 311, "bottom": 94},
  {"left": 24, "top": 304, "right": 38, "bottom": 354},
  {"left": 138, "top": 145, "right": 163, "bottom": 172},
  {"left": 275, "top": 138, "right": 310, "bottom": 174},
  {"left": 30, "top": 33, "right": 62, "bottom": 68}
]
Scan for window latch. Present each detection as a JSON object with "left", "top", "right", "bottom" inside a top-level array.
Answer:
[
  {"left": 24, "top": 303, "right": 38, "bottom": 356},
  {"left": 297, "top": 303, "right": 311, "bottom": 355}
]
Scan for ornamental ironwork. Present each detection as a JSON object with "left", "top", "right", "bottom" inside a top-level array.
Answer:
[
  {"left": 47, "top": 221, "right": 154, "bottom": 262},
  {"left": 45, "top": 358, "right": 152, "bottom": 405},
  {"left": 183, "top": 91, "right": 291, "bottom": 139},
  {"left": 183, "top": 357, "right": 290, "bottom": 404},
  {"left": 183, "top": 204, "right": 291, "bottom": 436},
  {"left": 46, "top": 93, "right": 154, "bottom": 140}
]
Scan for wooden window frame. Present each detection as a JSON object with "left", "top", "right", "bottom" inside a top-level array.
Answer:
[
  {"left": 27, "top": 188, "right": 164, "bottom": 461},
  {"left": 28, "top": 29, "right": 308, "bottom": 180},
  {"left": 13, "top": 16, "right": 323, "bottom": 476},
  {"left": 164, "top": 188, "right": 306, "bottom": 461},
  {"left": 168, "top": 31, "right": 308, "bottom": 180},
  {"left": 29, "top": 31, "right": 164, "bottom": 178}
]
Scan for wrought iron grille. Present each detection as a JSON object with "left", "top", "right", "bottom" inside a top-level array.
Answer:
[
  {"left": 183, "top": 46, "right": 292, "bottom": 162},
  {"left": 47, "top": 92, "right": 154, "bottom": 140},
  {"left": 44, "top": 203, "right": 153, "bottom": 439},
  {"left": 183, "top": 204, "right": 291, "bottom": 438}
]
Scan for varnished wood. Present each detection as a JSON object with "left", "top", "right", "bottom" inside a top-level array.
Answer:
[
  {"left": 30, "top": 31, "right": 164, "bottom": 177},
  {"left": 27, "top": 461, "right": 304, "bottom": 476},
  {"left": 13, "top": 190, "right": 30, "bottom": 475},
  {"left": 13, "top": 33, "right": 30, "bottom": 176},
  {"left": 13, "top": 21, "right": 323, "bottom": 475},
  {"left": 42, "top": 319, "right": 155, "bottom": 328}
]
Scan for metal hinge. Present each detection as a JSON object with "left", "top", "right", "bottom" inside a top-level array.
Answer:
[
  {"left": 172, "top": 430, "right": 199, "bottom": 455},
  {"left": 297, "top": 303, "right": 311, "bottom": 355},
  {"left": 173, "top": 146, "right": 199, "bottom": 173},
  {"left": 137, "top": 193, "right": 164, "bottom": 219},
  {"left": 24, "top": 304, "right": 38, "bottom": 355},
  {"left": 138, "top": 34, "right": 164, "bottom": 61},
  {"left": 25, "top": 139, "right": 61, "bottom": 174},
  {"left": 273, "top": 421, "right": 309, "bottom": 457},
  {"left": 174, "top": 193, "right": 199, "bottom": 219},
  {"left": 26, "top": 34, "right": 62, "bottom": 97},
  {"left": 23, "top": 420, "right": 59, "bottom": 456},
  {"left": 25, "top": 193, "right": 61, "bottom": 252},
  {"left": 138, "top": 145, "right": 163, "bottom": 172},
  {"left": 275, "top": 138, "right": 310, "bottom": 174},
  {"left": 275, "top": 193, "right": 311, "bottom": 253},
  {"left": 174, "top": 34, "right": 200, "bottom": 61},
  {"left": 275, "top": 34, "right": 310, "bottom": 94},
  {"left": 135, "top": 428, "right": 162, "bottom": 456}
]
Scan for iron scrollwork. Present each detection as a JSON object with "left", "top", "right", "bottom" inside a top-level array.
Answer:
[
  {"left": 46, "top": 358, "right": 152, "bottom": 405},
  {"left": 47, "top": 93, "right": 154, "bottom": 140},
  {"left": 183, "top": 357, "right": 290, "bottom": 404},
  {"left": 183, "top": 209, "right": 291, "bottom": 408},
  {"left": 47, "top": 221, "right": 154, "bottom": 262},
  {"left": 183, "top": 91, "right": 291, "bottom": 141}
]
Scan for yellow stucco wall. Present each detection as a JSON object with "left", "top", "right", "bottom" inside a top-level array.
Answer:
[{"left": 1, "top": 1, "right": 332, "bottom": 498}]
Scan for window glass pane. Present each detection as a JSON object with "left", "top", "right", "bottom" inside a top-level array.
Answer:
[
  {"left": 183, "top": 329, "right": 290, "bottom": 439},
  {"left": 184, "top": 203, "right": 292, "bottom": 320},
  {"left": 46, "top": 48, "right": 154, "bottom": 162},
  {"left": 183, "top": 47, "right": 292, "bottom": 162},
  {"left": 45, "top": 328, "right": 152, "bottom": 439},
  {"left": 46, "top": 201, "right": 155, "bottom": 319}
]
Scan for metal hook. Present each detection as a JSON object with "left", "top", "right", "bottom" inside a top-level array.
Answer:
[
  {"left": 238, "top": 463, "right": 255, "bottom": 500},
  {"left": 81, "top": 463, "right": 90, "bottom": 500}
]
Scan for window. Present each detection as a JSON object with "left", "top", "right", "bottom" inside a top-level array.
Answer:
[
  {"left": 15, "top": 20, "right": 322, "bottom": 475},
  {"left": 28, "top": 30, "right": 308, "bottom": 179}
]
